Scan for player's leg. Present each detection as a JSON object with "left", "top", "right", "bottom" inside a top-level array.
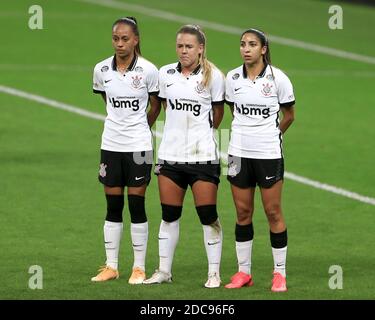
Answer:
[
  {"left": 126, "top": 151, "right": 153, "bottom": 284},
  {"left": 225, "top": 156, "right": 256, "bottom": 288},
  {"left": 127, "top": 184, "right": 148, "bottom": 284},
  {"left": 92, "top": 150, "right": 125, "bottom": 282},
  {"left": 143, "top": 165, "right": 186, "bottom": 284},
  {"left": 191, "top": 179, "right": 222, "bottom": 288},
  {"left": 257, "top": 158, "right": 287, "bottom": 292},
  {"left": 225, "top": 184, "right": 256, "bottom": 289}
]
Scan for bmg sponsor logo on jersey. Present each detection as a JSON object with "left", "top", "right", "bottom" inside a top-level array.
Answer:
[
  {"left": 110, "top": 97, "right": 140, "bottom": 111},
  {"left": 168, "top": 98, "right": 201, "bottom": 116},
  {"left": 235, "top": 103, "right": 270, "bottom": 119}
]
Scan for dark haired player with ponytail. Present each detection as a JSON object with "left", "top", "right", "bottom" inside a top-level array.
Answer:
[
  {"left": 224, "top": 29, "right": 295, "bottom": 292},
  {"left": 91, "top": 17, "right": 160, "bottom": 284}
]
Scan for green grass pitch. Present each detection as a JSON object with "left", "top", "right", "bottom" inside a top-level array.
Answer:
[{"left": 0, "top": 0, "right": 374, "bottom": 300}]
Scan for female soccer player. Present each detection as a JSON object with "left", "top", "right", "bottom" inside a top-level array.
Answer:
[
  {"left": 143, "top": 24, "right": 225, "bottom": 288},
  {"left": 224, "top": 29, "right": 295, "bottom": 292},
  {"left": 91, "top": 17, "right": 160, "bottom": 284}
]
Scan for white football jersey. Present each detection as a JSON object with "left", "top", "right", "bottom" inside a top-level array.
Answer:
[
  {"left": 226, "top": 64, "right": 295, "bottom": 159},
  {"left": 157, "top": 62, "right": 225, "bottom": 162},
  {"left": 93, "top": 55, "right": 159, "bottom": 152}
]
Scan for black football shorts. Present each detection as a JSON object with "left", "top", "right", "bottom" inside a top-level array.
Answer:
[
  {"left": 98, "top": 149, "right": 153, "bottom": 187},
  {"left": 227, "top": 155, "right": 284, "bottom": 189},
  {"left": 154, "top": 160, "right": 220, "bottom": 189}
]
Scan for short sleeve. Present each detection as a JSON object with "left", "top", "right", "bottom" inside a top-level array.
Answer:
[
  {"left": 158, "top": 68, "right": 166, "bottom": 100},
  {"left": 147, "top": 64, "right": 159, "bottom": 95},
  {"left": 225, "top": 73, "right": 234, "bottom": 105},
  {"left": 277, "top": 72, "right": 295, "bottom": 107},
  {"left": 210, "top": 68, "right": 225, "bottom": 104},
  {"left": 93, "top": 65, "right": 104, "bottom": 94}
]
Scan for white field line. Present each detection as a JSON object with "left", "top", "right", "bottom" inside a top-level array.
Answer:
[
  {"left": 3, "top": 63, "right": 375, "bottom": 78},
  {"left": 0, "top": 85, "right": 105, "bottom": 121},
  {"left": 2, "top": 64, "right": 375, "bottom": 78},
  {"left": 1, "top": 84, "right": 374, "bottom": 206},
  {"left": 0, "top": 64, "right": 91, "bottom": 72},
  {"left": 79, "top": 0, "right": 375, "bottom": 65}
]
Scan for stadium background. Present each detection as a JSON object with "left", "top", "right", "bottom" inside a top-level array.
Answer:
[{"left": 0, "top": 0, "right": 374, "bottom": 299}]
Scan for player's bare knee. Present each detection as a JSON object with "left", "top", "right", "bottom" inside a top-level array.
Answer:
[
  {"left": 237, "top": 215, "right": 252, "bottom": 225},
  {"left": 236, "top": 205, "right": 253, "bottom": 223},
  {"left": 265, "top": 207, "right": 282, "bottom": 225}
]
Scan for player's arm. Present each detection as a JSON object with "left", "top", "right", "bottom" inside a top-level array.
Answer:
[
  {"left": 279, "top": 104, "right": 295, "bottom": 134},
  {"left": 100, "top": 92, "right": 106, "bottom": 103},
  {"left": 93, "top": 65, "right": 106, "bottom": 104},
  {"left": 160, "top": 99, "right": 167, "bottom": 110},
  {"left": 210, "top": 70, "right": 225, "bottom": 129},
  {"left": 277, "top": 72, "right": 295, "bottom": 134},
  {"left": 225, "top": 101, "right": 234, "bottom": 117},
  {"left": 225, "top": 73, "right": 234, "bottom": 117},
  {"left": 147, "top": 94, "right": 161, "bottom": 127},
  {"left": 158, "top": 69, "right": 167, "bottom": 111},
  {"left": 212, "top": 103, "right": 224, "bottom": 129}
]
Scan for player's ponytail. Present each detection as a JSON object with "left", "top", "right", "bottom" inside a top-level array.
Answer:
[
  {"left": 177, "top": 25, "right": 218, "bottom": 88},
  {"left": 112, "top": 17, "right": 141, "bottom": 56}
]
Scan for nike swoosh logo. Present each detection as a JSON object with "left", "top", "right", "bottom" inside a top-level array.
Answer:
[
  {"left": 104, "top": 241, "right": 112, "bottom": 244},
  {"left": 132, "top": 244, "right": 143, "bottom": 247},
  {"left": 158, "top": 237, "right": 168, "bottom": 240},
  {"left": 135, "top": 176, "right": 144, "bottom": 181},
  {"left": 104, "top": 79, "right": 112, "bottom": 83},
  {"left": 266, "top": 176, "right": 275, "bottom": 180},
  {"left": 207, "top": 241, "right": 220, "bottom": 246},
  {"left": 166, "top": 83, "right": 174, "bottom": 87},
  {"left": 234, "top": 87, "right": 241, "bottom": 92},
  {"left": 276, "top": 263, "right": 284, "bottom": 267}
]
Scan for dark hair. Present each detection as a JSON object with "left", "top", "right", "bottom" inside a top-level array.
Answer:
[
  {"left": 177, "top": 24, "right": 215, "bottom": 87},
  {"left": 112, "top": 17, "right": 141, "bottom": 56},
  {"left": 241, "top": 28, "right": 271, "bottom": 65}
]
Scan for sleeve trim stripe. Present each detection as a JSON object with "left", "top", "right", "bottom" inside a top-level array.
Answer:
[
  {"left": 279, "top": 100, "right": 295, "bottom": 107},
  {"left": 225, "top": 100, "right": 234, "bottom": 106},
  {"left": 93, "top": 89, "right": 105, "bottom": 94},
  {"left": 212, "top": 100, "right": 225, "bottom": 106},
  {"left": 148, "top": 91, "right": 160, "bottom": 96}
]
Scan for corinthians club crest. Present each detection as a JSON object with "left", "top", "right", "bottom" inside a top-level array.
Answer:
[
  {"left": 195, "top": 81, "right": 205, "bottom": 94},
  {"left": 261, "top": 83, "right": 273, "bottom": 96},
  {"left": 131, "top": 75, "right": 142, "bottom": 89},
  {"left": 99, "top": 163, "right": 107, "bottom": 178},
  {"left": 227, "top": 163, "right": 238, "bottom": 177},
  {"left": 154, "top": 164, "right": 162, "bottom": 174}
]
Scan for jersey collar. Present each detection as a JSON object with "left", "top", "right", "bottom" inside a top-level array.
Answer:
[
  {"left": 176, "top": 62, "right": 201, "bottom": 75},
  {"left": 111, "top": 54, "right": 138, "bottom": 72},
  {"left": 242, "top": 63, "right": 268, "bottom": 79}
]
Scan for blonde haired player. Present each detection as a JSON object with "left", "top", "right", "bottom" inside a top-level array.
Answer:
[{"left": 143, "top": 25, "right": 225, "bottom": 288}]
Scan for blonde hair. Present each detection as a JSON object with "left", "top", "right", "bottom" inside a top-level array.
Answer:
[{"left": 177, "top": 24, "right": 216, "bottom": 88}]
